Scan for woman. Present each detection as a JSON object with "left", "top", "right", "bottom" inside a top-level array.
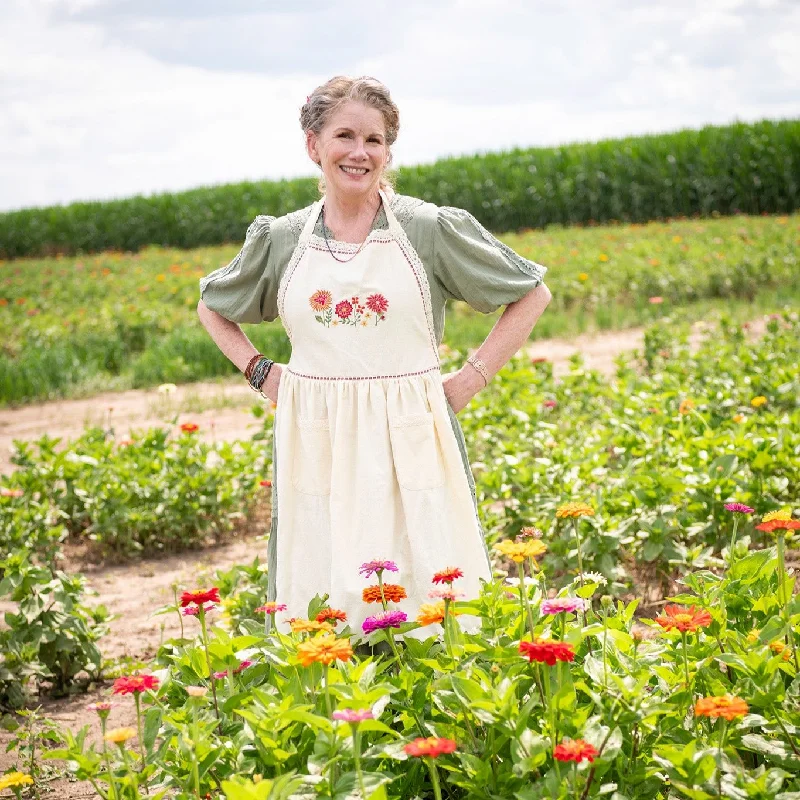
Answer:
[{"left": 198, "top": 76, "right": 551, "bottom": 635}]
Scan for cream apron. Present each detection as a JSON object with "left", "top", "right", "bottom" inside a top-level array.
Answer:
[{"left": 267, "top": 191, "right": 491, "bottom": 637}]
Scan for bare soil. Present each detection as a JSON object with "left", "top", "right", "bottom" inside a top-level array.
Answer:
[{"left": 0, "top": 320, "right": 765, "bottom": 796}]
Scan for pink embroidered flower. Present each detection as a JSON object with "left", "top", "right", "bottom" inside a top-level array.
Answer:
[
  {"left": 335, "top": 300, "right": 353, "bottom": 319},
  {"left": 366, "top": 293, "right": 389, "bottom": 315},
  {"left": 309, "top": 290, "right": 332, "bottom": 312}
]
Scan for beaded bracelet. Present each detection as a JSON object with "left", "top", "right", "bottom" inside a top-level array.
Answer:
[{"left": 466, "top": 355, "right": 490, "bottom": 387}]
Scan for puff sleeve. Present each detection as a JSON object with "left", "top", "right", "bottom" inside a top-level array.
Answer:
[
  {"left": 199, "top": 215, "right": 278, "bottom": 323},
  {"left": 434, "top": 207, "right": 547, "bottom": 313}
]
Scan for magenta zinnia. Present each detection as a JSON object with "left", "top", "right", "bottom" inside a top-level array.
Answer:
[
  {"left": 333, "top": 709, "right": 374, "bottom": 723},
  {"left": 362, "top": 610, "right": 407, "bottom": 634},
  {"left": 724, "top": 503, "right": 754, "bottom": 514}
]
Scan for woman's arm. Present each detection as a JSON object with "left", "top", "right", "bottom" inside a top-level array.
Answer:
[
  {"left": 442, "top": 282, "right": 552, "bottom": 413},
  {"left": 197, "top": 300, "right": 283, "bottom": 401}
]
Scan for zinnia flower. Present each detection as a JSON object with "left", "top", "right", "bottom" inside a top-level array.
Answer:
[
  {"left": 428, "top": 588, "right": 464, "bottom": 601},
  {"left": 335, "top": 300, "right": 353, "bottom": 319},
  {"left": 259, "top": 479, "right": 272, "bottom": 488},
  {"left": 556, "top": 502, "right": 595, "bottom": 518},
  {"left": 762, "top": 510, "right": 793, "bottom": 523},
  {"left": 432, "top": 567, "right": 463, "bottom": 585},
  {"left": 182, "top": 602, "right": 215, "bottom": 616},
  {"left": 255, "top": 602, "right": 287, "bottom": 614},
  {"left": 554, "top": 739, "right": 598, "bottom": 763},
  {"left": 756, "top": 519, "right": 800, "bottom": 534},
  {"left": 518, "top": 526, "right": 542, "bottom": 539},
  {"left": 104, "top": 727, "right": 137, "bottom": 744},
  {"left": 575, "top": 571, "right": 606, "bottom": 586},
  {"left": 655, "top": 605, "right": 712, "bottom": 633},
  {"left": 0, "top": 773, "right": 34, "bottom": 791},
  {"left": 0, "top": 487, "right": 24, "bottom": 498},
  {"left": 180, "top": 422, "right": 199, "bottom": 433},
  {"left": 519, "top": 638, "right": 576, "bottom": 666},
  {"left": 316, "top": 608, "right": 348, "bottom": 624},
  {"left": 417, "top": 602, "right": 446, "bottom": 626},
  {"left": 87, "top": 701, "right": 114, "bottom": 714},
  {"left": 296, "top": 634, "right": 354, "bottom": 667},
  {"left": 648, "top": 296, "right": 664, "bottom": 304},
  {"left": 186, "top": 686, "right": 208, "bottom": 697},
  {"left": 750, "top": 396, "right": 767, "bottom": 407},
  {"left": 111, "top": 675, "right": 160, "bottom": 695},
  {"left": 678, "top": 399, "right": 695, "bottom": 415},
  {"left": 694, "top": 695, "right": 749, "bottom": 721},
  {"left": 494, "top": 539, "right": 547, "bottom": 563},
  {"left": 404, "top": 737, "right": 457, "bottom": 758},
  {"left": 363, "top": 584, "right": 407, "bottom": 603},
  {"left": 724, "top": 503, "right": 754, "bottom": 514},
  {"left": 358, "top": 559, "right": 399, "bottom": 578},
  {"left": 332, "top": 709, "right": 374, "bottom": 723},
  {"left": 290, "top": 618, "right": 334, "bottom": 634},
  {"left": 362, "top": 610, "right": 407, "bottom": 634},
  {"left": 180, "top": 588, "right": 220, "bottom": 608},
  {"left": 365, "top": 293, "right": 389, "bottom": 315},
  {"left": 541, "top": 597, "right": 586, "bottom": 615}
]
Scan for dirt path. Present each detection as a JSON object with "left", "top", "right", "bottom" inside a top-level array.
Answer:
[{"left": 0, "top": 325, "right": 667, "bottom": 476}]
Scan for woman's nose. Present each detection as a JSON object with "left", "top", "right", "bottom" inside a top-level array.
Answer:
[{"left": 351, "top": 138, "right": 368, "bottom": 159}]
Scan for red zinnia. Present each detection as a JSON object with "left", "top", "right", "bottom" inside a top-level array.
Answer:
[
  {"left": 554, "top": 739, "right": 598, "bottom": 763},
  {"left": 756, "top": 519, "right": 800, "bottom": 533},
  {"left": 112, "top": 674, "right": 160, "bottom": 695},
  {"left": 316, "top": 608, "right": 348, "bottom": 625},
  {"left": 365, "top": 293, "right": 389, "bottom": 315},
  {"left": 404, "top": 737, "right": 458, "bottom": 758},
  {"left": 180, "top": 422, "right": 199, "bottom": 433},
  {"left": 519, "top": 638, "right": 575, "bottom": 666},
  {"left": 180, "top": 588, "right": 221, "bottom": 608},
  {"left": 432, "top": 567, "right": 464, "bottom": 585},
  {"left": 259, "top": 479, "right": 272, "bottom": 488},
  {"left": 655, "top": 605, "right": 712, "bottom": 633},
  {"left": 335, "top": 300, "right": 353, "bottom": 319}
]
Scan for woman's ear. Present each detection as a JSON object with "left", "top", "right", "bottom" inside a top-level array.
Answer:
[{"left": 306, "top": 130, "right": 320, "bottom": 165}]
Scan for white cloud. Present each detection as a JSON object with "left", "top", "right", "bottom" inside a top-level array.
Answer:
[{"left": 0, "top": 0, "right": 797, "bottom": 212}]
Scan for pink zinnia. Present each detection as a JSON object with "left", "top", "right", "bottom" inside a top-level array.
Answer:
[
  {"left": 358, "top": 560, "right": 399, "bottom": 578},
  {"left": 365, "top": 293, "right": 389, "bottom": 315},
  {"left": 182, "top": 602, "right": 216, "bottom": 616},
  {"left": 362, "top": 610, "right": 407, "bottom": 634},
  {"left": 541, "top": 597, "right": 586, "bottom": 615},
  {"left": 112, "top": 675, "right": 160, "bottom": 695},
  {"left": 648, "top": 296, "right": 664, "bottom": 304},
  {"left": 543, "top": 400, "right": 557, "bottom": 409},
  {"left": 335, "top": 300, "right": 353, "bottom": 319},
  {"left": 429, "top": 588, "right": 464, "bottom": 601},
  {"left": 332, "top": 709, "right": 374, "bottom": 723},
  {"left": 255, "top": 602, "right": 287, "bottom": 614},
  {"left": 724, "top": 503, "right": 754, "bottom": 514}
]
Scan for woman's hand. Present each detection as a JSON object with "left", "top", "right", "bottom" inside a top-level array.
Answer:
[
  {"left": 261, "top": 363, "right": 284, "bottom": 403},
  {"left": 442, "top": 367, "right": 485, "bottom": 414}
]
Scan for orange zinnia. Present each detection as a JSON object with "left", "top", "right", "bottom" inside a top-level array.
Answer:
[
  {"left": 416, "top": 601, "right": 460, "bottom": 626},
  {"left": 655, "top": 605, "right": 712, "bottom": 633},
  {"left": 555, "top": 502, "right": 594, "bottom": 518},
  {"left": 290, "top": 618, "right": 334, "bottom": 634},
  {"left": 316, "top": 608, "right": 347, "bottom": 625},
  {"left": 694, "top": 695, "right": 749, "bottom": 721},
  {"left": 362, "top": 584, "right": 407, "bottom": 603},
  {"left": 296, "top": 634, "right": 353, "bottom": 667}
]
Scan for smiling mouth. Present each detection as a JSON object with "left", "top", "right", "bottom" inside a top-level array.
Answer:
[{"left": 340, "top": 166, "right": 369, "bottom": 175}]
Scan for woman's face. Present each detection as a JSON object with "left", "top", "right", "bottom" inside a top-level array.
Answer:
[{"left": 306, "top": 101, "right": 389, "bottom": 200}]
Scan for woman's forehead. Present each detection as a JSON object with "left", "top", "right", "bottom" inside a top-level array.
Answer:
[{"left": 326, "top": 101, "right": 386, "bottom": 135}]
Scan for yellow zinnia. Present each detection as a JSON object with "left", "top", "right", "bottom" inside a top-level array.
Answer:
[
  {"left": 494, "top": 539, "right": 547, "bottom": 563},
  {"left": 290, "top": 618, "right": 334, "bottom": 634},
  {"left": 762, "top": 510, "right": 792, "bottom": 523},
  {"left": 750, "top": 396, "right": 767, "bottom": 407},
  {"left": 556, "top": 502, "right": 595, "bottom": 519},
  {"left": 104, "top": 727, "right": 137, "bottom": 744},
  {"left": 296, "top": 634, "right": 353, "bottom": 667},
  {"left": 0, "top": 773, "right": 34, "bottom": 791},
  {"left": 678, "top": 399, "right": 695, "bottom": 415}
]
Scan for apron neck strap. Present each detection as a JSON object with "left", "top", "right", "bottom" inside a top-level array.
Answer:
[
  {"left": 379, "top": 189, "right": 403, "bottom": 237},
  {"left": 299, "top": 198, "right": 324, "bottom": 245}
]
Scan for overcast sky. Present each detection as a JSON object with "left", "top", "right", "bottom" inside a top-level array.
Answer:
[{"left": 1, "top": 0, "right": 798, "bottom": 212}]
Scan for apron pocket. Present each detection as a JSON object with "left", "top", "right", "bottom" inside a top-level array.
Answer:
[
  {"left": 389, "top": 412, "right": 445, "bottom": 491},
  {"left": 292, "top": 417, "right": 332, "bottom": 495}
]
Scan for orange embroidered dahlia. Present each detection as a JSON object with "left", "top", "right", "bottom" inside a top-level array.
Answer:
[
  {"left": 655, "top": 605, "right": 712, "bottom": 633},
  {"left": 316, "top": 608, "right": 348, "bottom": 625},
  {"left": 309, "top": 289, "right": 332, "bottom": 312},
  {"left": 362, "top": 584, "right": 407, "bottom": 603},
  {"left": 296, "top": 634, "right": 353, "bottom": 667},
  {"left": 694, "top": 695, "right": 749, "bottom": 721},
  {"left": 404, "top": 737, "right": 457, "bottom": 758}
]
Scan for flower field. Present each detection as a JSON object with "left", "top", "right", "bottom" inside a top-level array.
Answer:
[
  {"left": 0, "top": 212, "right": 798, "bottom": 405},
  {"left": 0, "top": 307, "right": 798, "bottom": 797}
]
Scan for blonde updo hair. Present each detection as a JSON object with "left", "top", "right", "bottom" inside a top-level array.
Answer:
[{"left": 300, "top": 76, "right": 400, "bottom": 192}]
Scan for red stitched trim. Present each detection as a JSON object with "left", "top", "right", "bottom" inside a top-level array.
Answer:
[{"left": 286, "top": 365, "right": 440, "bottom": 382}]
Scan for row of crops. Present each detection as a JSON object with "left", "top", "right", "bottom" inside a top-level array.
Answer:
[
  {"left": 0, "top": 119, "right": 798, "bottom": 258},
  {"left": 0, "top": 314, "right": 798, "bottom": 797},
  {"left": 1, "top": 212, "right": 797, "bottom": 406}
]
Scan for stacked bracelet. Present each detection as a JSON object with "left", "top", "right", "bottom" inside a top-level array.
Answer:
[
  {"left": 246, "top": 355, "right": 274, "bottom": 397},
  {"left": 466, "top": 355, "right": 490, "bottom": 387}
]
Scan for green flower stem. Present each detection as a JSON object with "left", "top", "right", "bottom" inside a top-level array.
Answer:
[
  {"left": 680, "top": 631, "right": 691, "bottom": 688},
  {"left": 191, "top": 699, "right": 201, "bottom": 799},
  {"left": 717, "top": 719, "right": 727, "bottom": 799},
  {"left": 443, "top": 598, "right": 455, "bottom": 660},
  {"left": 174, "top": 587, "right": 184, "bottom": 640},
  {"left": 770, "top": 706, "right": 800, "bottom": 758},
  {"left": 542, "top": 664, "right": 557, "bottom": 751},
  {"left": 517, "top": 562, "right": 536, "bottom": 638},
  {"left": 602, "top": 615, "right": 609, "bottom": 686},
  {"left": 198, "top": 607, "right": 222, "bottom": 727},
  {"left": 383, "top": 627, "right": 402, "bottom": 663},
  {"left": 352, "top": 726, "right": 367, "bottom": 799},
  {"left": 133, "top": 693, "right": 145, "bottom": 766},
  {"left": 99, "top": 718, "right": 117, "bottom": 800},
  {"left": 571, "top": 520, "right": 585, "bottom": 590},
  {"left": 776, "top": 533, "right": 799, "bottom": 669},
  {"left": 377, "top": 573, "right": 388, "bottom": 611},
  {"left": 118, "top": 744, "right": 139, "bottom": 798},
  {"left": 728, "top": 517, "right": 741, "bottom": 570},
  {"left": 425, "top": 756, "right": 444, "bottom": 800},
  {"left": 86, "top": 775, "right": 110, "bottom": 800},
  {"left": 323, "top": 664, "right": 333, "bottom": 720}
]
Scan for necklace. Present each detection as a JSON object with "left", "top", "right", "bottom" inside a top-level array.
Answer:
[{"left": 321, "top": 200, "right": 382, "bottom": 264}]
